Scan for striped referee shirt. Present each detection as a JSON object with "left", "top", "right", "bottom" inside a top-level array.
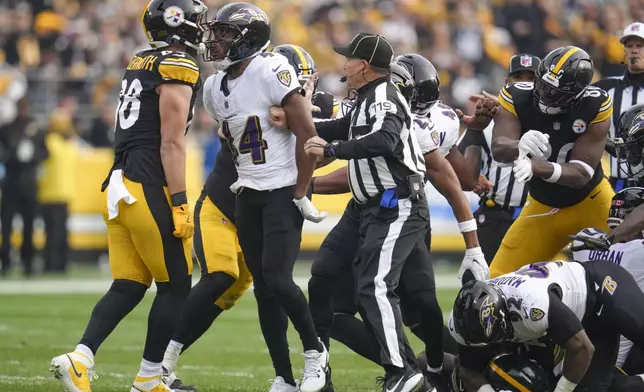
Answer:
[
  {"left": 458, "top": 120, "right": 529, "bottom": 209},
  {"left": 593, "top": 71, "right": 644, "bottom": 179},
  {"left": 315, "top": 77, "right": 425, "bottom": 203}
]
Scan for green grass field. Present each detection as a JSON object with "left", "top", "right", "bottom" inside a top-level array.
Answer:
[{"left": 0, "top": 267, "right": 459, "bottom": 392}]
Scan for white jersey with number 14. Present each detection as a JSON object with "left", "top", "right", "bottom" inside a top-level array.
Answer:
[{"left": 203, "top": 52, "right": 302, "bottom": 192}]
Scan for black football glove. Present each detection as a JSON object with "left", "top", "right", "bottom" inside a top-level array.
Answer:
[{"left": 568, "top": 233, "right": 612, "bottom": 252}]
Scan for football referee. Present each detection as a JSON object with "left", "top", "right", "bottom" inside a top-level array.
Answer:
[
  {"left": 304, "top": 33, "right": 427, "bottom": 392},
  {"left": 594, "top": 22, "right": 644, "bottom": 191},
  {"left": 457, "top": 53, "right": 540, "bottom": 262}
]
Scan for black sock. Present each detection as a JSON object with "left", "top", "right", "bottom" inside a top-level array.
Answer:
[
  {"left": 331, "top": 313, "right": 381, "bottom": 364},
  {"left": 180, "top": 303, "right": 224, "bottom": 353},
  {"left": 143, "top": 278, "right": 190, "bottom": 363},
  {"left": 79, "top": 279, "right": 147, "bottom": 354},
  {"left": 255, "top": 287, "right": 295, "bottom": 385},
  {"left": 172, "top": 272, "right": 234, "bottom": 345}
]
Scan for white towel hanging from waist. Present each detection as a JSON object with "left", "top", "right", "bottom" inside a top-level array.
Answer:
[{"left": 106, "top": 169, "right": 137, "bottom": 220}]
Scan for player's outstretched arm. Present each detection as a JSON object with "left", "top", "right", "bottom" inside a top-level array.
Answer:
[
  {"left": 531, "top": 118, "right": 609, "bottom": 189},
  {"left": 491, "top": 106, "right": 522, "bottom": 163},
  {"left": 445, "top": 146, "right": 479, "bottom": 191},
  {"left": 312, "top": 167, "right": 350, "bottom": 195},
  {"left": 547, "top": 292, "right": 594, "bottom": 392},
  {"left": 284, "top": 92, "right": 318, "bottom": 199},
  {"left": 158, "top": 83, "right": 194, "bottom": 239},
  {"left": 610, "top": 203, "right": 644, "bottom": 243}
]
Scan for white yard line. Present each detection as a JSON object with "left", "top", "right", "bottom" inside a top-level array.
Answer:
[{"left": 0, "top": 275, "right": 461, "bottom": 295}]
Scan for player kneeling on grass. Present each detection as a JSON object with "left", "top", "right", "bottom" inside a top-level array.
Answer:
[{"left": 449, "top": 258, "right": 644, "bottom": 392}]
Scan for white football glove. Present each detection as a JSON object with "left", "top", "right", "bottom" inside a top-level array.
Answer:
[
  {"left": 293, "top": 196, "right": 328, "bottom": 223},
  {"left": 458, "top": 247, "right": 489, "bottom": 284},
  {"left": 519, "top": 130, "right": 550, "bottom": 158},
  {"left": 513, "top": 156, "right": 533, "bottom": 183}
]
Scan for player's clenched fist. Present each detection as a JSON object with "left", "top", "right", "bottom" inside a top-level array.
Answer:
[
  {"left": 170, "top": 192, "right": 194, "bottom": 239},
  {"left": 518, "top": 130, "right": 550, "bottom": 158}
]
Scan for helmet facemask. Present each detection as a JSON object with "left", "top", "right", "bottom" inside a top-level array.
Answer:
[
  {"left": 203, "top": 21, "right": 269, "bottom": 71},
  {"left": 533, "top": 76, "right": 585, "bottom": 115}
]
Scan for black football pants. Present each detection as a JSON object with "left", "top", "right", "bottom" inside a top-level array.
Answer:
[
  {"left": 578, "top": 260, "right": 644, "bottom": 391},
  {"left": 236, "top": 186, "right": 319, "bottom": 382},
  {"left": 473, "top": 206, "right": 516, "bottom": 264}
]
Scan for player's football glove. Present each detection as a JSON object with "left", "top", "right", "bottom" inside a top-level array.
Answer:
[
  {"left": 458, "top": 247, "right": 489, "bottom": 284},
  {"left": 569, "top": 233, "right": 612, "bottom": 252},
  {"left": 170, "top": 192, "right": 194, "bottom": 239},
  {"left": 293, "top": 196, "right": 327, "bottom": 223},
  {"left": 519, "top": 130, "right": 550, "bottom": 159},
  {"left": 513, "top": 156, "right": 533, "bottom": 183}
]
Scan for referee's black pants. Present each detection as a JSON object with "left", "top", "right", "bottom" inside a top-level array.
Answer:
[
  {"left": 354, "top": 196, "right": 429, "bottom": 369},
  {"left": 473, "top": 204, "right": 518, "bottom": 264},
  {"left": 235, "top": 185, "right": 319, "bottom": 381}
]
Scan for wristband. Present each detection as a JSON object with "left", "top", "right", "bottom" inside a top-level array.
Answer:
[
  {"left": 554, "top": 375, "right": 577, "bottom": 392},
  {"left": 570, "top": 159, "right": 595, "bottom": 178},
  {"left": 458, "top": 219, "right": 477, "bottom": 233},
  {"left": 170, "top": 191, "right": 188, "bottom": 207},
  {"left": 477, "top": 385, "right": 495, "bottom": 392},
  {"left": 544, "top": 162, "right": 562, "bottom": 183}
]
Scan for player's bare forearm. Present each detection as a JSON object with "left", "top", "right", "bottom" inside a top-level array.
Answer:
[
  {"left": 463, "top": 145, "right": 483, "bottom": 181},
  {"left": 446, "top": 147, "right": 478, "bottom": 191},
  {"left": 491, "top": 107, "right": 522, "bottom": 163},
  {"left": 531, "top": 159, "right": 592, "bottom": 189},
  {"left": 313, "top": 167, "right": 350, "bottom": 194},
  {"left": 611, "top": 203, "right": 644, "bottom": 243},
  {"left": 284, "top": 93, "right": 318, "bottom": 198},
  {"left": 426, "top": 151, "right": 479, "bottom": 248},
  {"left": 562, "top": 330, "right": 594, "bottom": 383},
  {"left": 158, "top": 83, "right": 192, "bottom": 195}
]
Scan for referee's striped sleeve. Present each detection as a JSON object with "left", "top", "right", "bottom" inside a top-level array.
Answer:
[
  {"left": 158, "top": 57, "right": 200, "bottom": 85},
  {"left": 591, "top": 95, "right": 613, "bottom": 124},
  {"left": 498, "top": 87, "right": 517, "bottom": 116}
]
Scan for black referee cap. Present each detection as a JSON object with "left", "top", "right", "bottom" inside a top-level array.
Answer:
[{"left": 333, "top": 33, "right": 394, "bottom": 69}]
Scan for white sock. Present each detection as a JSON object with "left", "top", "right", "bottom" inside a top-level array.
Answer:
[
  {"left": 75, "top": 344, "right": 94, "bottom": 364},
  {"left": 426, "top": 364, "right": 443, "bottom": 373},
  {"left": 138, "top": 359, "right": 162, "bottom": 378},
  {"left": 162, "top": 340, "right": 183, "bottom": 373}
]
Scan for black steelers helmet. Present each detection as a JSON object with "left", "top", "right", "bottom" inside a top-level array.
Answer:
[
  {"left": 534, "top": 46, "right": 593, "bottom": 115},
  {"left": 394, "top": 53, "right": 440, "bottom": 116},
  {"left": 616, "top": 103, "right": 644, "bottom": 177},
  {"left": 453, "top": 280, "right": 512, "bottom": 346},
  {"left": 391, "top": 61, "right": 415, "bottom": 104},
  {"left": 486, "top": 353, "right": 551, "bottom": 392},
  {"left": 272, "top": 44, "right": 317, "bottom": 87},
  {"left": 141, "top": 0, "right": 208, "bottom": 53},
  {"left": 203, "top": 2, "right": 271, "bottom": 70},
  {"left": 608, "top": 187, "right": 644, "bottom": 230}
]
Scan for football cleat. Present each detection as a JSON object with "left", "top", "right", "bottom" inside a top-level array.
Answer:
[
  {"left": 269, "top": 376, "right": 300, "bottom": 392},
  {"left": 376, "top": 368, "right": 424, "bottom": 392},
  {"left": 300, "top": 340, "right": 329, "bottom": 392},
  {"left": 131, "top": 374, "right": 173, "bottom": 392},
  {"left": 50, "top": 352, "right": 97, "bottom": 392},
  {"left": 162, "top": 367, "right": 197, "bottom": 391}
]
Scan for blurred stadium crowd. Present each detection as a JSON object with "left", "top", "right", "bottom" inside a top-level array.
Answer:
[{"left": 0, "top": 0, "right": 641, "bottom": 276}]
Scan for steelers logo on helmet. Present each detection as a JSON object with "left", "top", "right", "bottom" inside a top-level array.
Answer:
[
  {"left": 163, "top": 6, "right": 185, "bottom": 27},
  {"left": 572, "top": 119, "right": 587, "bottom": 134}
]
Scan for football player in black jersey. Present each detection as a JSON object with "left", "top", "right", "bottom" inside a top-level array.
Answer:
[
  {"left": 490, "top": 45, "right": 615, "bottom": 278},
  {"left": 161, "top": 44, "right": 340, "bottom": 392},
  {"left": 49, "top": 1, "right": 207, "bottom": 392},
  {"left": 272, "top": 44, "right": 340, "bottom": 119}
]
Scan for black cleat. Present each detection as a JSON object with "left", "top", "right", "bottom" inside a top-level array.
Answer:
[{"left": 377, "top": 367, "right": 424, "bottom": 392}]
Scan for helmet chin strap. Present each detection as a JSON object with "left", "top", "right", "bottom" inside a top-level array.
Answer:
[{"left": 214, "top": 41, "right": 271, "bottom": 72}]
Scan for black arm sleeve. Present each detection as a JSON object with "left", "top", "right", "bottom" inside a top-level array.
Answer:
[
  {"left": 546, "top": 291, "right": 584, "bottom": 345},
  {"left": 335, "top": 115, "right": 402, "bottom": 159},
  {"left": 314, "top": 114, "right": 352, "bottom": 142}
]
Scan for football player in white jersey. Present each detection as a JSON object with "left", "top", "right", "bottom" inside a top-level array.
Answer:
[
  {"left": 571, "top": 187, "right": 644, "bottom": 377},
  {"left": 448, "top": 258, "right": 644, "bottom": 392},
  {"left": 201, "top": 4, "right": 328, "bottom": 392},
  {"left": 394, "top": 53, "right": 479, "bottom": 192}
]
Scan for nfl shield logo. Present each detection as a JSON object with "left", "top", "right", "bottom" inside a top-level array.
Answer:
[
  {"left": 520, "top": 55, "right": 532, "bottom": 67},
  {"left": 633, "top": 24, "right": 641, "bottom": 32},
  {"left": 553, "top": 122, "right": 560, "bottom": 130}
]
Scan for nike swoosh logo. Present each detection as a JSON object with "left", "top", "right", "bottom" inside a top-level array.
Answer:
[
  {"left": 386, "top": 377, "right": 403, "bottom": 392},
  {"left": 597, "top": 304, "right": 604, "bottom": 316},
  {"left": 590, "top": 191, "right": 601, "bottom": 199},
  {"left": 272, "top": 65, "right": 281, "bottom": 72},
  {"left": 66, "top": 355, "right": 83, "bottom": 378}
]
